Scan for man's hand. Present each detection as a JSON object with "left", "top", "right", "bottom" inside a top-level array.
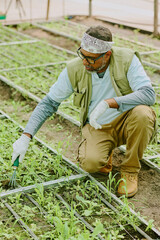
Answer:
[
  {"left": 89, "top": 100, "right": 109, "bottom": 129},
  {"left": 12, "top": 134, "right": 31, "bottom": 164}
]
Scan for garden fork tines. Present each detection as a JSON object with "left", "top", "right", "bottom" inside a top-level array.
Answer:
[{"left": 9, "top": 156, "right": 19, "bottom": 188}]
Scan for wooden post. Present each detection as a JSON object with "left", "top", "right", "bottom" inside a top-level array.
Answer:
[
  {"left": 153, "top": 0, "right": 159, "bottom": 36},
  {"left": 89, "top": 0, "right": 92, "bottom": 17},
  {"left": 46, "top": 0, "right": 50, "bottom": 21},
  {"left": 63, "top": 0, "right": 65, "bottom": 17}
]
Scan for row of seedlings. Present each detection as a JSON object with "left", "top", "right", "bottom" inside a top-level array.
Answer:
[
  {"left": 0, "top": 25, "right": 159, "bottom": 171},
  {"left": 0, "top": 24, "right": 38, "bottom": 45},
  {"left": 0, "top": 24, "right": 80, "bottom": 125},
  {"left": 32, "top": 19, "right": 160, "bottom": 71},
  {"left": 0, "top": 110, "right": 160, "bottom": 239},
  {"left": 0, "top": 39, "right": 73, "bottom": 70}
]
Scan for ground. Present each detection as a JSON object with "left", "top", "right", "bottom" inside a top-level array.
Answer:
[{"left": 1, "top": 16, "right": 160, "bottom": 230}]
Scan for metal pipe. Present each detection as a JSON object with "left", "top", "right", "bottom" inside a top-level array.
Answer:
[
  {"left": 0, "top": 109, "right": 82, "bottom": 176},
  {"left": 142, "top": 60, "right": 160, "bottom": 70},
  {"left": 93, "top": 191, "right": 153, "bottom": 240},
  {"left": 0, "top": 174, "right": 87, "bottom": 198},
  {"left": 2, "top": 24, "right": 76, "bottom": 56},
  {"left": 89, "top": 175, "right": 160, "bottom": 238},
  {"left": 119, "top": 146, "right": 160, "bottom": 174},
  {"left": 32, "top": 23, "right": 82, "bottom": 42},
  {"left": 32, "top": 19, "right": 160, "bottom": 50},
  {"left": 1, "top": 199, "right": 39, "bottom": 240},
  {"left": 0, "top": 39, "right": 39, "bottom": 46},
  {"left": 140, "top": 50, "right": 160, "bottom": 55},
  {"left": 0, "top": 61, "right": 68, "bottom": 72},
  {"left": 2, "top": 25, "right": 35, "bottom": 40},
  {"left": 0, "top": 74, "right": 41, "bottom": 102},
  {"left": 46, "top": 42, "right": 76, "bottom": 56},
  {"left": 56, "top": 193, "right": 105, "bottom": 240},
  {"left": 31, "top": 22, "right": 160, "bottom": 69},
  {"left": 0, "top": 75, "right": 80, "bottom": 126},
  {"left": 33, "top": 43, "right": 70, "bottom": 60},
  {"left": 0, "top": 26, "right": 26, "bottom": 41},
  {"left": 0, "top": 52, "right": 23, "bottom": 67},
  {"left": 115, "top": 35, "right": 160, "bottom": 50}
]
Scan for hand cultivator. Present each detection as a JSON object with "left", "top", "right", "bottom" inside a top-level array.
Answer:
[{"left": 9, "top": 156, "right": 19, "bottom": 188}]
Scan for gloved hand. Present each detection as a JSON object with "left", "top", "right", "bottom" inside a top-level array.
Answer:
[
  {"left": 89, "top": 100, "right": 109, "bottom": 129},
  {"left": 12, "top": 134, "right": 31, "bottom": 164}
]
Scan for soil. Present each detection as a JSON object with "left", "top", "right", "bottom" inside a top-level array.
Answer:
[
  {"left": 22, "top": 28, "right": 79, "bottom": 52},
  {"left": 1, "top": 17, "right": 160, "bottom": 230},
  {"left": 1, "top": 180, "right": 11, "bottom": 190}
]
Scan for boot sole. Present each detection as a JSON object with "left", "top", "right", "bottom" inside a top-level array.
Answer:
[{"left": 117, "top": 188, "right": 138, "bottom": 198}]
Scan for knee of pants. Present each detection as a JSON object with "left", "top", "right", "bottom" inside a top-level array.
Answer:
[
  {"left": 79, "top": 146, "right": 111, "bottom": 173},
  {"left": 130, "top": 105, "right": 155, "bottom": 128}
]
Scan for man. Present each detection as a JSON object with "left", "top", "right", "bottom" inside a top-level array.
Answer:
[{"left": 12, "top": 26, "right": 156, "bottom": 197}]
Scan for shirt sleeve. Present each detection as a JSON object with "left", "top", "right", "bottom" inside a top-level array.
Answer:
[
  {"left": 24, "top": 95, "right": 60, "bottom": 137},
  {"left": 48, "top": 67, "right": 73, "bottom": 103},
  {"left": 127, "top": 55, "right": 152, "bottom": 90},
  {"left": 114, "top": 86, "right": 156, "bottom": 112},
  {"left": 114, "top": 55, "right": 156, "bottom": 112},
  {"left": 24, "top": 67, "right": 74, "bottom": 136}
]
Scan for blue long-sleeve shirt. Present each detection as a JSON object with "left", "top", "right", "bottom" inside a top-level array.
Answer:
[{"left": 24, "top": 55, "right": 155, "bottom": 136}]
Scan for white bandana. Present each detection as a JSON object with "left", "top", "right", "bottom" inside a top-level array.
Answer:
[{"left": 81, "top": 33, "right": 114, "bottom": 53}]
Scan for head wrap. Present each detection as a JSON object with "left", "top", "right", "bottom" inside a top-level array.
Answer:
[{"left": 81, "top": 33, "right": 114, "bottom": 53}]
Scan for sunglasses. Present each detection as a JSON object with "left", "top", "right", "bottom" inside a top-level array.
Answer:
[{"left": 77, "top": 47, "right": 106, "bottom": 64}]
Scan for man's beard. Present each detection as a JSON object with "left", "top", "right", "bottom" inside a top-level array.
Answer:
[{"left": 85, "top": 61, "right": 107, "bottom": 73}]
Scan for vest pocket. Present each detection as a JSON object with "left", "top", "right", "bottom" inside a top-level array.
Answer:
[{"left": 73, "top": 89, "right": 86, "bottom": 107}]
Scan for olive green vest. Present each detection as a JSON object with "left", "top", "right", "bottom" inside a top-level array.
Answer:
[{"left": 67, "top": 47, "right": 141, "bottom": 126}]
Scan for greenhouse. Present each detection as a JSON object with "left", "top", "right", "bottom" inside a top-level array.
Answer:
[{"left": 0, "top": 1, "right": 160, "bottom": 239}]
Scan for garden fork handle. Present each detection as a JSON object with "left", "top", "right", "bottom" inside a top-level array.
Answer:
[{"left": 13, "top": 156, "right": 19, "bottom": 169}]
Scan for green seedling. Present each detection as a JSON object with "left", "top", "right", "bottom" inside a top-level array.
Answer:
[
  {"left": 106, "top": 172, "right": 122, "bottom": 202},
  {"left": 35, "top": 184, "right": 45, "bottom": 206},
  {"left": 145, "top": 219, "right": 154, "bottom": 231}
]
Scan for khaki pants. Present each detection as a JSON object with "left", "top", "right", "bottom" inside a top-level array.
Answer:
[{"left": 78, "top": 105, "right": 156, "bottom": 173}]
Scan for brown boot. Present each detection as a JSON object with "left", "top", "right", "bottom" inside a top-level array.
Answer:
[
  {"left": 99, "top": 151, "right": 113, "bottom": 175},
  {"left": 117, "top": 172, "right": 138, "bottom": 197}
]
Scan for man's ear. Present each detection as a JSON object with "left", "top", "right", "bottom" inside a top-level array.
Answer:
[
  {"left": 106, "top": 51, "right": 112, "bottom": 57},
  {"left": 104, "top": 51, "right": 112, "bottom": 61}
]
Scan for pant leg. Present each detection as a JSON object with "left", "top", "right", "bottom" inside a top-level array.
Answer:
[
  {"left": 78, "top": 123, "right": 116, "bottom": 173},
  {"left": 78, "top": 105, "right": 156, "bottom": 174},
  {"left": 117, "top": 105, "right": 156, "bottom": 173}
]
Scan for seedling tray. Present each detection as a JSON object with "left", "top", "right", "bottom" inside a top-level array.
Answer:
[{"left": 0, "top": 110, "right": 160, "bottom": 239}]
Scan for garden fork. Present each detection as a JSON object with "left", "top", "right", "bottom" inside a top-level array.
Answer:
[{"left": 9, "top": 156, "right": 19, "bottom": 188}]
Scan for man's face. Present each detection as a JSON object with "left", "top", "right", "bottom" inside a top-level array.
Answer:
[{"left": 80, "top": 48, "right": 111, "bottom": 73}]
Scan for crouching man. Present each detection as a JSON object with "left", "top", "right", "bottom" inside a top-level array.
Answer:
[{"left": 12, "top": 26, "right": 156, "bottom": 197}]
